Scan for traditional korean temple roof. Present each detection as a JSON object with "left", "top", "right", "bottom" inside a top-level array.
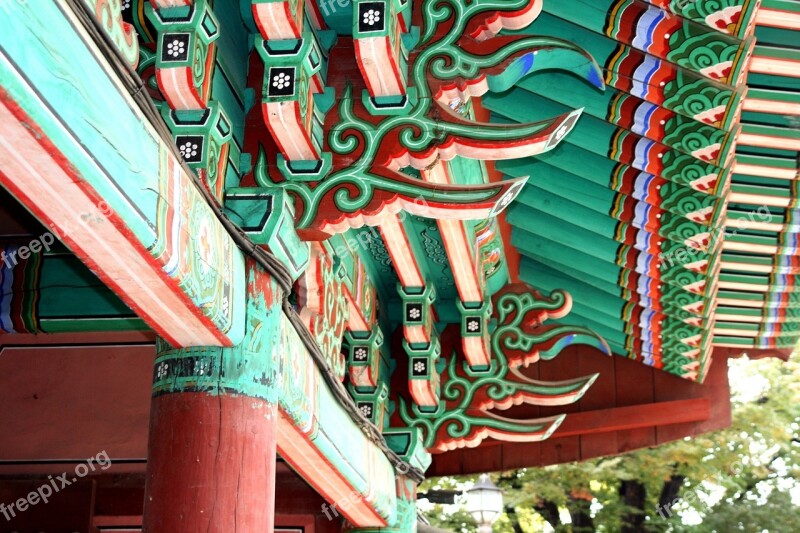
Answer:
[
  {"left": 0, "top": 0, "right": 798, "bottom": 528},
  {"left": 483, "top": 0, "right": 800, "bottom": 382}
]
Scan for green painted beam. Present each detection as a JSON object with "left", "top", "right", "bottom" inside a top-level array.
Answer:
[
  {"left": 507, "top": 199, "right": 719, "bottom": 285},
  {"left": 520, "top": 259, "right": 711, "bottom": 377},
  {"left": 511, "top": 223, "right": 711, "bottom": 321},
  {"left": 1, "top": 247, "right": 147, "bottom": 333},
  {"left": 513, "top": 71, "right": 734, "bottom": 167},
  {"left": 515, "top": 11, "right": 744, "bottom": 129},
  {"left": 0, "top": 0, "right": 246, "bottom": 347},
  {"left": 499, "top": 157, "right": 724, "bottom": 231},
  {"left": 717, "top": 305, "right": 800, "bottom": 322},
  {"left": 511, "top": 226, "right": 716, "bottom": 308},
  {"left": 486, "top": 90, "right": 730, "bottom": 186}
]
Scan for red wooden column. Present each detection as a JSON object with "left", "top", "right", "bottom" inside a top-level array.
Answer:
[
  {"left": 143, "top": 395, "right": 277, "bottom": 531},
  {"left": 143, "top": 260, "right": 282, "bottom": 531}
]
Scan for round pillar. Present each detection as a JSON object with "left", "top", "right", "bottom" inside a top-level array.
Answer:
[
  {"left": 143, "top": 260, "right": 283, "bottom": 531},
  {"left": 143, "top": 391, "right": 277, "bottom": 531}
]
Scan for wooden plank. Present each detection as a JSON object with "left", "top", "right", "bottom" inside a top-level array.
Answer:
[
  {"left": 538, "top": 345, "right": 581, "bottom": 417},
  {"left": 553, "top": 399, "right": 710, "bottom": 438},
  {"left": 540, "top": 436, "right": 581, "bottom": 466},
  {"left": 576, "top": 345, "right": 618, "bottom": 460},
  {"left": 576, "top": 345, "right": 616, "bottom": 408},
  {"left": 429, "top": 449, "right": 465, "bottom": 477},
  {"left": 0, "top": 479, "right": 94, "bottom": 531},
  {"left": 613, "top": 355, "right": 655, "bottom": 406},
  {"left": 93, "top": 484, "right": 145, "bottom": 528},
  {"left": 0, "top": 344, "right": 152, "bottom": 464},
  {"left": 426, "top": 449, "right": 461, "bottom": 477},
  {"left": 695, "top": 350, "right": 732, "bottom": 434},
  {"left": 616, "top": 427, "right": 656, "bottom": 455},
  {"left": 654, "top": 360, "right": 702, "bottom": 443},
  {"left": 613, "top": 355, "right": 656, "bottom": 452},
  {"left": 463, "top": 446, "right": 504, "bottom": 474},
  {"left": 538, "top": 345, "right": 581, "bottom": 465},
  {"left": 501, "top": 442, "right": 542, "bottom": 471}
]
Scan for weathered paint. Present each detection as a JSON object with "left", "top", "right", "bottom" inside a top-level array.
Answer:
[{"left": 0, "top": 0, "right": 245, "bottom": 346}]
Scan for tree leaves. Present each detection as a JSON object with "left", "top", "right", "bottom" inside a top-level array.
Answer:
[{"left": 423, "top": 355, "right": 800, "bottom": 531}]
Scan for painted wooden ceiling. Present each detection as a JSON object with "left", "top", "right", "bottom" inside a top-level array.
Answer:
[{"left": 484, "top": 0, "right": 800, "bottom": 381}]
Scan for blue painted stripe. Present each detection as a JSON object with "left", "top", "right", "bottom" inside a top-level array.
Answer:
[
  {"left": 633, "top": 139, "right": 656, "bottom": 170},
  {"left": 632, "top": 100, "right": 658, "bottom": 136},
  {"left": 0, "top": 247, "right": 16, "bottom": 334},
  {"left": 633, "top": 8, "right": 664, "bottom": 52},
  {"left": 631, "top": 55, "right": 662, "bottom": 99}
]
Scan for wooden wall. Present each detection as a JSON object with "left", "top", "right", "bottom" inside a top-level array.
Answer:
[{"left": 428, "top": 345, "right": 733, "bottom": 476}]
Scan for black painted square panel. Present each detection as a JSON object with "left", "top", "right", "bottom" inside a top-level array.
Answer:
[
  {"left": 267, "top": 67, "right": 296, "bottom": 98},
  {"left": 358, "top": 2, "right": 386, "bottom": 33},
  {"left": 176, "top": 135, "right": 204, "bottom": 163},
  {"left": 162, "top": 33, "right": 190, "bottom": 62}
]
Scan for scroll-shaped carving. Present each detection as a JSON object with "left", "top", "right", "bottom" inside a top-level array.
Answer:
[
  {"left": 398, "top": 283, "right": 610, "bottom": 452},
  {"left": 258, "top": 0, "right": 605, "bottom": 236},
  {"left": 84, "top": 0, "right": 140, "bottom": 68}
]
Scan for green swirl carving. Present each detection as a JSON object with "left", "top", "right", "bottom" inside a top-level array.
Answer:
[
  {"left": 257, "top": 0, "right": 605, "bottom": 232},
  {"left": 398, "top": 284, "right": 609, "bottom": 449}
]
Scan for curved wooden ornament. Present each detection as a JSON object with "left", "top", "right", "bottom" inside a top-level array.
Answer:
[
  {"left": 148, "top": 0, "right": 219, "bottom": 110},
  {"left": 255, "top": 0, "right": 606, "bottom": 236},
  {"left": 252, "top": 0, "right": 305, "bottom": 41},
  {"left": 397, "top": 283, "right": 610, "bottom": 452}
]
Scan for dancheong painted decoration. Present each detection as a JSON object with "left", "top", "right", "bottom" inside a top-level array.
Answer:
[{"left": 0, "top": 0, "right": 798, "bottom": 530}]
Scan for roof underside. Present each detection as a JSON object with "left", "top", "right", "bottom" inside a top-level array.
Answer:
[{"left": 488, "top": 0, "right": 800, "bottom": 381}]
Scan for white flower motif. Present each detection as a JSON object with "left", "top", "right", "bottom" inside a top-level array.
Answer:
[
  {"left": 272, "top": 72, "right": 291, "bottom": 90},
  {"left": 194, "top": 361, "right": 208, "bottom": 376},
  {"left": 408, "top": 307, "right": 421, "bottom": 320},
  {"left": 166, "top": 39, "right": 185, "bottom": 58},
  {"left": 467, "top": 320, "right": 480, "bottom": 332},
  {"left": 121, "top": 0, "right": 131, "bottom": 9},
  {"left": 354, "top": 347, "right": 368, "bottom": 360},
  {"left": 179, "top": 141, "right": 198, "bottom": 159},
  {"left": 413, "top": 361, "right": 426, "bottom": 373},
  {"left": 360, "top": 405, "right": 372, "bottom": 417},
  {"left": 498, "top": 192, "right": 514, "bottom": 208},
  {"left": 363, "top": 9, "right": 381, "bottom": 26},
  {"left": 554, "top": 122, "right": 570, "bottom": 142},
  {"left": 156, "top": 363, "right": 169, "bottom": 380}
]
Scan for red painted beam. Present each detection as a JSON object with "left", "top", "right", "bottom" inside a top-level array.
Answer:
[
  {"left": 552, "top": 399, "right": 710, "bottom": 438},
  {"left": 472, "top": 98, "right": 521, "bottom": 283}
]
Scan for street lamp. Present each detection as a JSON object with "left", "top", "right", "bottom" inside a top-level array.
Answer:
[{"left": 466, "top": 474, "right": 503, "bottom": 533}]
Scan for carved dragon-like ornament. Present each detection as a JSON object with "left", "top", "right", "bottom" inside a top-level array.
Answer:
[
  {"left": 398, "top": 283, "right": 610, "bottom": 452},
  {"left": 255, "top": 0, "right": 605, "bottom": 237}
]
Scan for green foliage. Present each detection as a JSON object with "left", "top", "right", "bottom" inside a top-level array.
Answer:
[{"left": 422, "top": 356, "right": 800, "bottom": 531}]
